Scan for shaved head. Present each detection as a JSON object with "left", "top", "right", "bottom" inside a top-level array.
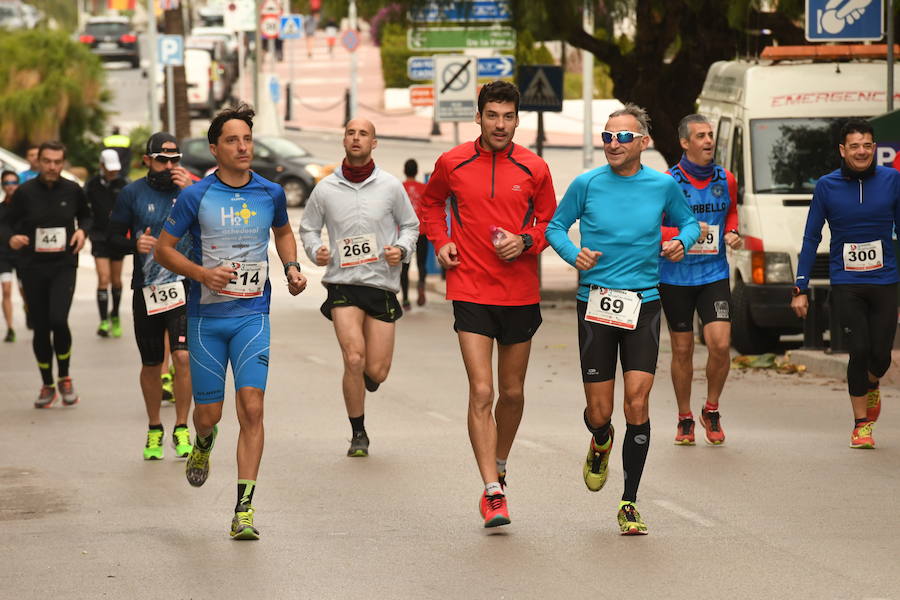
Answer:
[
  {"left": 343, "top": 118, "right": 378, "bottom": 165},
  {"left": 345, "top": 118, "right": 376, "bottom": 138}
]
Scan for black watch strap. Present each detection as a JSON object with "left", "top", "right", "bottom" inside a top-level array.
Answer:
[
  {"left": 283, "top": 261, "right": 301, "bottom": 275},
  {"left": 398, "top": 246, "right": 408, "bottom": 261},
  {"left": 520, "top": 233, "right": 534, "bottom": 251}
]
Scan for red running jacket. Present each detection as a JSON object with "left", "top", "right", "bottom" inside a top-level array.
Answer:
[{"left": 421, "top": 139, "right": 557, "bottom": 306}]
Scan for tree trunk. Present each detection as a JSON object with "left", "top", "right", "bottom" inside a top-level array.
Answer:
[{"left": 163, "top": 8, "right": 191, "bottom": 141}]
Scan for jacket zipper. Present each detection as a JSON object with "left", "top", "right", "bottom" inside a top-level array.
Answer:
[
  {"left": 858, "top": 179, "right": 863, "bottom": 204},
  {"left": 491, "top": 152, "right": 496, "bottom": 198}
]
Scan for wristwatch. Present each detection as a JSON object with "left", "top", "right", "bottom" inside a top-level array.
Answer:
[
  {"left": 283, "top": 261, "right": 301, "bottom": 275},
  {"left": 398, "top": 246, "right": 408, "bottom": 261},
  {"left": 792, "top": 286, "right": 809, "bottom": 297},
  {"left": 727, "top": 229, "right": 741, "bottom": 237},
  {"left": 520, "top": 233, "right": 534, "bottom": 251}
]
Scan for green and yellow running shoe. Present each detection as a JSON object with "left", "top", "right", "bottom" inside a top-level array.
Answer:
[
  {"left": 185, "top": 425, "right": 217, "bottom": 486},
  {"left": 172, "top": 427, "right": 192, "bottom": 458},
  {"left": 97, "top": 319, "right": 110, "bottom": 338},
  {"left": 617, "top": 501, "right": 649, "bottom": 535},
  {"left": 231, "top": 504, "right": 260, "bottom": 540},
  {"left": 161, "top": 373, "right": 175, "bottom": 403},
  {"left": 583, "top": 425, "right": 614, "bottom": 492},
  {"left": 110, "top": 316, "right": 122, "bottom": 338},
  {"left": 143, "top": 428, "right": 164, "bottom": 460}
]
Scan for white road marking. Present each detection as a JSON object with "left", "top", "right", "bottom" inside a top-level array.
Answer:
[
  {"left": 426, "top": 411, "right": 451, "bottom": 422},
  {"left": 652, "top": 499, "right": 715, "bottom": 527}
]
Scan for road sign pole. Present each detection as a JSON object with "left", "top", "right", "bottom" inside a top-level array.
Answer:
[
  {"left": 582, "top": 0, "right": 594, "bottom": 170},
  {"left": 166, "top": 65, "right": 175, "bottom": 133},
  {"left": 254, "top": 0, "right": 261, "bottom": 111},
  {"left": 147, "top": 0, "right": 159, "bottom": 132},
  {"left": 349, "top": 0, "right": 358, "bottom": 120},
  {"left": 889, "top": 0, "right": 895, "bottom": 112},
  {"left": 453, "top": 122, "right": 459, "bottom": 145},
  {"left": 536, "top": 111, "right": 544, "bottom": 157}
]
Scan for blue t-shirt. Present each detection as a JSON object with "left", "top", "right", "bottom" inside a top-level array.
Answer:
[
  {"left": 796, "top": 165, "right": 900, "bottom": 288},
  {"left": 18, "top": 169, "right": 37, "bottom": 183},
  {"left": 164, "top": 172, "right": 289, "bottom": 317},
  {"left": 109, "top": 178, "right": 191, "bottom": 290},
  {"left": 546, "top": 165, "right": 700, "bottom": 303},
  {"left": 659, "top": 164, "right": 732, "bottom": 286}
]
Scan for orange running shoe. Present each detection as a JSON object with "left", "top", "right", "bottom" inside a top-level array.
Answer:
[
  {"left": 850, "top": 422, "right": 875, "bottom": 449},
  {"left": 700, "top": 408, "right": 725, "bottom": 445},
  {"left": 480, "top": 492, "right": 510, "bottom": 528},
  {"left": 866, "top": 388, "right": 881, "bottom": 423},
  {"left": 674, "top": 418, "right": 695, "bottom": 445},
  {"left": 34, "top": 385, "right": 57, "bottom": 409}
]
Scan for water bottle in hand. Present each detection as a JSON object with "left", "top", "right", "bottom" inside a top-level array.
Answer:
[{"left": 490, "top": 225, "right": 506, "bottom": 248}]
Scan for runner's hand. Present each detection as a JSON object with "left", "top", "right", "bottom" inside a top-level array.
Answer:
[
  {"left": 661, "top": 240, "right": 685, "bottom": 262},
  {"left": 170, "top": 166, "right": 193, "bottom": 189},
  {"left": 724, "top": 231, "right": 743, "bottom": 250},
  {"left": 791, "top": 294, "right": 809, "bottom": 319},
  {"left": 494, "top": 227, "right": 524, "bottom": 260},
  {"left": 203, "top": 264, "right": 236, "bottom": 293},
  {"left": 69, "top": 229, "right": 86, "bottom": 254},
  {"left": 384, "top": 245, "right": 403, "bottom": 266},
  {"left": 136, "top": 227, "right": 156, "bottom": 254},
  {"left": 575, "top": 247, "right": 602, "bottom": 271},
  {"left": 699, "top": 221, "right": 709, "bottom": 238},
  {"left": 315, "top": 245, "right": 330, "bottom": 266},
  {"left": 287, "top": 268, "right": 307, "bottom": 295},
  {"left": 437, "top": 242, "right": 460, "bottom": 269},
  {"left": 9, "top": 234, "right": 28, "bottom": 250}
]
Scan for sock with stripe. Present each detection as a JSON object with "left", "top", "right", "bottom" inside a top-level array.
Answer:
[
  {"left": 236, "top": 479, "right": 256, "bottom": 511},
  {"left": 96, "top": 289, "right": 109, "bottom": 320}
]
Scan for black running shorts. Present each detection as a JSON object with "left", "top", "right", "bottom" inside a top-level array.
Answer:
[
  {"left": 577, "top": 299, "right": 661, "bottom": 382},
  {"left": 659, "top": 279, "right": 731, "bottom": 333},
  {"left": 132, "top": 281, "right": 189, "bottom": 366},
  {"left": 321, "top": 283, "right": 403, "bottom": 323},
  {"left": 89, "top": 233, "right": 125, "bottom": 261},
  {"left": 453, "top": 300, "right": 542, "bottom": 346}
]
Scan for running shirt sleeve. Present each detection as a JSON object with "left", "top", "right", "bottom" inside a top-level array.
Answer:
[
  {"left": 164, "top": 187, "right": 201, "bottom": 240},
  {"left": 392, "top": 180, "right": 420, "bottom": 260},
  {"left": 664, "top": 181, "right": 700, "bottom": 252},
  {"left": 795, "top": 181, "right": 827, "bottom": 290},
  {"left": 420, "top": 156, "right": 452, "bottom": 251},
  {"left": 546, "top": 176, "right": 585, "bottom": 266},
  {"left": 271, "top": 184, "right": 289, "bottom": 228},
  {"left": 298, "top": 184, "right": 326, "bottom": 260},
  {"left": 108, "top": 184, "right": 137, "bottom": 254},
  {"left": 519, "top": 163, "right": 556, "bottom": 256},
  {"left": 661, "top": 168, "right": 679, "bottom": 242},
  {"left": 75, "top": 185, "right": 92, "bottom": 233},
  {"left": 724, "top": 170, "right": 739, "bottom": 233}
]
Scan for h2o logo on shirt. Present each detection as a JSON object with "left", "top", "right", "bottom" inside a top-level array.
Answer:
[{"left": 220, "top": 202, "right": 257, "bottom": 226}]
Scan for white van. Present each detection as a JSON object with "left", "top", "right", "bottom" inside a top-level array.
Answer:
[{"left": 697, "top": 45, "right": 900, "bottom": 353}]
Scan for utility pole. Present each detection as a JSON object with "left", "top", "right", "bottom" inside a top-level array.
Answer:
[
  {"left": 582, "top": 0, "right": 594, "bottom": 170},
  {"left": 163, "top": 6, "right": 190, "bottom": 140},
  {"left": 254, "top": 0, "right": 261, "bottom": 111},
  {"left": 889, "top": 0, "right": 895, "bottom": 112},
  {"left": 349, "top": 0, "right": 358, "bottom": 120},
  {"left": 147, "top": 0, "right": 159, "bottom": 132}
]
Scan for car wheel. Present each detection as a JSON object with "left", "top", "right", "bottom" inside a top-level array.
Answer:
[{"left": 281, "top": 177, "right": 310, "bottom": 208}]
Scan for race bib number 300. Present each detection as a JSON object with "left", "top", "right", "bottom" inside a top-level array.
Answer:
[
  {"left": 689, "top": 224, "right": 719, "bottom": 255},
  {"left": 221, "top": 261, "right": 267, "bottom": 298},
  {"left": 35, "top": 227, "right": 66, "bottom": 253},
  {"left": 340, "top": 233, "right": 378, "bottom": 268},
  {"left": 142, "top": 281, "right": 185, "bottom": 315},
  {"left": 585, "top": 287, "right": 642, "bottom": 330},
  {"left": 843, "top": 241, "right": 883, "bottom": 272}
]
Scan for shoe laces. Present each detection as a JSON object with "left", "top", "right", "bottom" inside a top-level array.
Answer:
[
  {"left": 39, "top": 385, "right": 55, "bottom": 400},
  {"left": 146, "top": 430, "right": 164, "bottom": 447},
  {"left": 678, "top": 419, "right": 694, "bottom": 436},
  {"left": 621, "top": 504, "right": 639, "bottom": 522},
  {"left": 705, "top": 411, "right": 721, "bottom": 432},
  {"left": 174, "top": 428, "right": 190, "bottom": 445},
  {"left": 235, "top": 506, "right": 254, "bottom": 526},
  {"left": 856, "top": 422, "right": 874, "bottom": 437},
  {"left": 486, "top": 493, "right": 505, "bottom": 511},
  {"left": 58, "top": 378, "right": 73, "bottom": 394}
]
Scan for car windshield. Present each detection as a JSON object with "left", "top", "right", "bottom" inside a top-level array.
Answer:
[
  {"left": 259, "top": 137, "right": 309, "bottom": 159},
  {"left": 750, "top": 117, "right": 860, "bottom": 194},
  {"left": 86, "top": 22, "right": 129, "bottom": 36},
  {"left": 0, "top": 6, "right": 19, "bottom": 18}
]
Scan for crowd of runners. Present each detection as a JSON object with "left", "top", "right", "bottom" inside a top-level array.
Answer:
[{"left": 1, "top": 79, "right": 896, "bottom": 539}]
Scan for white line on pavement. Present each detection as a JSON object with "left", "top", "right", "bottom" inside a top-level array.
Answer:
[
  {"left": 652, "top": 499, "right": 715, "bottom": 527},
  {"left": 425, "top": 411, "right": 451, "bottom": 422}
]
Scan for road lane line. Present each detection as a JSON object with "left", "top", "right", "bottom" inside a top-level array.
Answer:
[
  {"left": 426, "top": 411, "right": 451, "bottom": 422},
  {"left": 652, "top": 499, "right": 715, "bottom": 527}
]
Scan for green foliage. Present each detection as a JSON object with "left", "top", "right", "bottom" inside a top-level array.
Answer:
[
  {"left": 128, "top": 125, "right": 152, "bottom": 171},
  {"left": 0, "top": 30, "right": 107, "bottom": 170},
  {"left": 379, "top": 22, "right": 429, "bottom": 88},
  {"left": 563, "top": 63, "right": 615, "bottom": 100},
  {"left": 28, "top": 0, "right": 78, "bottom": 32}
]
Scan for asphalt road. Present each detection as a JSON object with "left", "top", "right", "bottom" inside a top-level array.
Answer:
[{"left": 2, "top": 229, "right": 899, "bottom": 599}]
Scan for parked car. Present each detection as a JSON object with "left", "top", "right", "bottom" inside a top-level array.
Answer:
[
  {"left": 78, "top": 16, "right": 140, "bottom": 68},
  {"left": 180, "top": 136, "right": 336, "bottom": 207},
  {"left": 0, "top": 1, "right": 28, "bottom": 30},
  {"left": 190, "top": 26, "right": 239, "bottom": 63}
]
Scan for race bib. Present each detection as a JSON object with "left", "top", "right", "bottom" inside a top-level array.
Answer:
[
  {"left": 689, "top": 224, "right": 719, "bottom": 255},
  {"left": 843, "top": 241, "right": 883, "bottom": 272},
  {"left": 585, "top": 287, "right": 642, "bottom": 330},
  {"left": 142, "top": 281, "right": 185, "bottom": 315},
  {"left": 339, "top": 233, "right": 378, "bottom": 268},
  {"left": 35, "top": 227, "right": 66, "bottom": 253},
  {"left": 220, "top": 261, "right": 267, "bottom": 298}
]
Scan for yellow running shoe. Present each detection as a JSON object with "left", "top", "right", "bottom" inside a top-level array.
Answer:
[
  {"left": 143, "top": 428, "right": 164, "bottom": 460},
  {"left": 231, "top": 505, "right": 260, "bottom": 540},
  {"left": 583, "top": 425, "right": 614, "bottom": 492},
  {"left": 172, "top": 427, "right": 192, "bottom": 458},
  {"left": 617, "top": 501, "right": 648, "bottom": 535},
  {"left": 185, "top": 425, "right": 217, "bottom": 486}
]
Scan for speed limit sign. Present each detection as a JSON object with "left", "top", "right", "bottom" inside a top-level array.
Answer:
[{"left": 261, "top": 15, "right": 279, "bottom": 39}]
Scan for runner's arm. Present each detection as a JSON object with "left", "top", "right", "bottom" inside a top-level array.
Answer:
[
  {"left": 298, "top": 187, "right": 326, "bottom": 259},
  {"left": 724, "top": 170, "right": 739, "bottom": 233},
  {"left": 272, "top": 221, "right": 298, "bottom": 268},
  {"left": 795, "top": 183, "right": 827, "bottom": 291},
  {"left": 664, "top": 181, "right": 700, "bottom": 254},
  {"left": 518, "top": 165, "right": 557, "bottom": 255},
  {"left": 155, "top": 230, "right": 206, "bottom": 282},
  {"left": 545, "top": 178, "right": 584, "bottom": 266},
  {"left": 75, "top": 185, "right": 93, "bottom": 234},
  {"left": 420, "top": 156, "right": 452, "bottom": 250},
  {"left": 107, "top": 187, "right": 137, "bottom": 255}
]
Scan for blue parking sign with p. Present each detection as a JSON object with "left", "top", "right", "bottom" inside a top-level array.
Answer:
[{"left": 157, "top": 35, "right": 184, "bottom": 66}]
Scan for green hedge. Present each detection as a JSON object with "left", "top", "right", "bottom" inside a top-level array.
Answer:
[{"left": 380, "top": 23, "right": 429, "bottom": 89}]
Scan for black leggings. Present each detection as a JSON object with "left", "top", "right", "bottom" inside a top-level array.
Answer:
[
  {"left": 21, "top": 264, "right": 76, "bottom": 380},
  {"left": 400, "top": 237, "right": 431, "bottom": 302},
  {"left": 832, "top": 283, "right": 898, "bottom": 396}
]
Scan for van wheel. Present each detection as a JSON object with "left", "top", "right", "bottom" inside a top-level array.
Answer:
[{"left": 731, "top": 277, "right": 779, "bottom": 354}]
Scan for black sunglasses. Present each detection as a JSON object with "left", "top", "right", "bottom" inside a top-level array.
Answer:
[{"left": 1, "top": 180, "right": 17, "bottom": 186}]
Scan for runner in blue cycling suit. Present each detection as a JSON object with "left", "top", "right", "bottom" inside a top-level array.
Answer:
[{"left": 155, "top": 105, "right": 308, "bottom": 540}]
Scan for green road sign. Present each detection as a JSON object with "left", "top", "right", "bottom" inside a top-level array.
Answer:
[{"left": 407, "top": 26, "right": 515, "bottom": 51}]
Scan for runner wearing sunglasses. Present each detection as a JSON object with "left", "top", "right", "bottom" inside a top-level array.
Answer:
[
  {"left": 546, "top": 104, "right": 700, "bottom": 535},
  {"left": 659, "top": 114, "right": 742, "bottom": 447}
]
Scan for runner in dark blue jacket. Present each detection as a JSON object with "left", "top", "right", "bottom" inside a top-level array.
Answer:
[{"left": 793, "top": 119, "right": 900, "bottom": 449}]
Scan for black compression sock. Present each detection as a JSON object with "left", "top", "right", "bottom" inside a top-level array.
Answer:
[
  {"left": 622, "top": 421, "right": 651, "bottom": 503},
  {"left": 349, "top": 414, "right": 365, "bottom": 434},
  {"left": 96, "top": 289, "right": 109, "bottom": 320},
  {"left": 236, "top": 479, "right": 256, "bottom": 511},
  {"left": 855, "top": 417, "right": 869, "bottom": 427},
  {"left": 584, "top": 410, "right": 611, "bottom": 447},
  {"left": 148, "top": 423, "right": 164, "bottom": 432},
  {"left": 111, "top": 287, "right": 122, "bottom": 318}
]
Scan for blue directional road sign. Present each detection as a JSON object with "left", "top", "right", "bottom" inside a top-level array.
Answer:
[
  {"left": 410, "top": 0, "right": 511, "bottom": 23},
  {"left": 157, "top": 34, "right": 184, "bottom": 67},
  {"left": 517, "top": 65, "right": 563, "bottom": 112},
  {"left": 407, "top": 56, "right": 515, "bottom": 81},
  {"left": 279, "top": 14, "right": 303, "bottom": 40},
  {"left": 805, "top": 0, "right": 883, "bottom": 42}
]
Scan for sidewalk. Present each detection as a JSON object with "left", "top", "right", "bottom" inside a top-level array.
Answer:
[{"left": 790, "top": 348, "right": 900, "bottom": 389}]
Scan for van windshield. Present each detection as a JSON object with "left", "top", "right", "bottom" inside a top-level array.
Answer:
[{"left": 751, "top": 118, "right": 850, "bottom": 194}]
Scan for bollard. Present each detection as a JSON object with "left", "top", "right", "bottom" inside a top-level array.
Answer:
[
  {"left": 285, "top": 82, "right": 292, "bottom": 121},
  {"left": 343, "top": 88, "right": 351, "bottom": 127}
]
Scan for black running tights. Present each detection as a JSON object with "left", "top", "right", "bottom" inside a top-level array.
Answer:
[{"left": 21, "top": 265, "right": 76, "bottom": 383}]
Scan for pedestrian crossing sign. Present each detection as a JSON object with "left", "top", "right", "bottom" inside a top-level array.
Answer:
[
  {"left": 280, "top": 14, "right": 303, "bottom": 40},
  {"left": 517, "top": 65, "right": 563, "bottom": 112}
]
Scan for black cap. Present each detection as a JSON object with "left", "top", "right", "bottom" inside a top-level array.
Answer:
[{"left": 146, "top": 132, "right": 179, "bottom": 155}]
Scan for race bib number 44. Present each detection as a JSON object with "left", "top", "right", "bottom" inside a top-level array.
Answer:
[
  {"left": 35, "top": 227, "right": 66, "bottom": 253},
  {"left": 221, "top": 261, "right": 267, "bottom": 298},
  {"left": 585, "top": 287, "right": 642, "bottom": 330},
  {"left": 843, "top": 241, "right": 883, "bottom": 272},
  {"left": 688, "top": 224, "right": 719, "bottom": 255},
  {"left": 142, "top": 281, "right": 185, "bottom": 315},
  {"left": 340, "top": 233, "right": 378, "bottom": 268}
]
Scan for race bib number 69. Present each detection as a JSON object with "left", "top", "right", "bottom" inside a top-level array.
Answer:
[
  {"left": 689, "top": 224, "right": 719, "bottom": 255},
  {"left": 585, "top": 287, "right": 642, "bottom": 330}
]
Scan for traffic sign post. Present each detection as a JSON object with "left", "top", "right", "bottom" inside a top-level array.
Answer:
[
  {"left": 407, "top": 56, "right": 515, "bottom": 81},
  {"left": 157, "top": 34, "right": 184, "bottom": 66},
  {"left": 279, "top": 14, "right": 303, "bottom": 40},
  {"left": 409, "top": 84, "right": 434, "bottom": 106},
  {"left": 805, "top": 0, "right": 884, "bottom": 41},
  {"left": 260, "top": 15, "right": 280, "bottom": 40},
  {"left": 408, "top": 26, "right": 515, "bottom": 51},
  {"left": 517, "top": 65, "right": 564, "bottom": 157},
  {"left": 341, "top": 29, "right": 360, "bottom": 52},
  {"left": 409, "top": 0, "right": 512, "bottom": 22}
]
